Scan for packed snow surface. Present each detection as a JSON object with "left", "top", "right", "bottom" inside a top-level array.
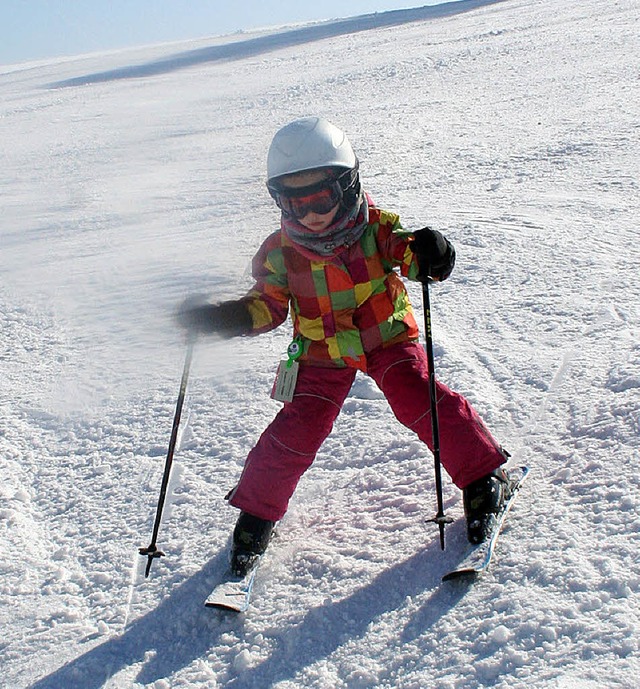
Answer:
[{"left": 1, "top": 0, "right": 638, "bottom": 687}]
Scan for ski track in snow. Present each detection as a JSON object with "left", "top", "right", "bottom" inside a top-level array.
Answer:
[{"left": 1, "top": 0, "right": 639, "bottom": 687}]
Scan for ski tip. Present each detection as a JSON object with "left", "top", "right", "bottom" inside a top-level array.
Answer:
[
  {"left": 204, "top": 601, "right": 248, "bottom": 613},
  {"left": 442, "top": 568, "right": 479, "bottom": 583}
]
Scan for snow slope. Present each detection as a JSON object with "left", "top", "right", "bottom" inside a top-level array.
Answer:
[{"left": 1, "top": 0, "right": 638, "bottom": 687}]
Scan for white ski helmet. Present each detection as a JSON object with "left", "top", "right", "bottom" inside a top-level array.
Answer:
[{"left": 266, "top": 116, "right": 357, "bottom": 182}]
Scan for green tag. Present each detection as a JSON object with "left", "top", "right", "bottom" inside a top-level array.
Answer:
[{"left": 286, "top": 336, "right": 304, "bottom": 368}]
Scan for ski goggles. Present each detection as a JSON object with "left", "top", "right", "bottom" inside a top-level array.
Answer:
[{"left": 267, "top": 176, "right": 344, "bottom": 220}]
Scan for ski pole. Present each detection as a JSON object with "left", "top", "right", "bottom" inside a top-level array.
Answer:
[
  {"left": 422, "top": 279, "right": 452, "bottom": 550},
  {"left": 139, "top": 338, "right": 194, "bottom": 577}
]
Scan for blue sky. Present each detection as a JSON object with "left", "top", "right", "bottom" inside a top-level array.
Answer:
[{"left": 1, "top": 1, "right": 447, "bottom": 66}]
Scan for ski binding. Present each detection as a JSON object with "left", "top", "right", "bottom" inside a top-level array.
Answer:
[{"left": 442, "top": 465, "right": 530, "bottom": 582}]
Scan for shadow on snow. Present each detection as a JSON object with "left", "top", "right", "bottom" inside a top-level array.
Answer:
[
  {"left": 47, "top": 0, "right": 505, "bottom": 89},
  {"left": 30, "top": 538, "right": 470, "bottom": 688},
  {"left": 30, "top": 551, "right": 230, "bottom": 689},
  {"left": 239, "top": 545, "right": 469, "bottom": 687}
]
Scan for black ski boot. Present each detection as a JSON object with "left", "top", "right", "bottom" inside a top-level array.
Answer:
[
  {"left": 463, "top": 467, "right": 510, "bottom": 545},
  {"left": 230, "top": 512, "right": 275, "bottom": 577}
]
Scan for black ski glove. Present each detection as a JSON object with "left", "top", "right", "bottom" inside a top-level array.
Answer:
[
  {"left": 177, "top": 297, "right": 253, "bottom": 338},
  {"left": 410, "top": 227, "right": 456, "bottom": 282}
]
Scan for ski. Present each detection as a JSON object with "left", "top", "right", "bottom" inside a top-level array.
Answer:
[
  {"left": 442, "top": 465, "right": 530, "bottom": 582},
  {"left": 204, "top": 559, "right": 261, "bottom": 612}
]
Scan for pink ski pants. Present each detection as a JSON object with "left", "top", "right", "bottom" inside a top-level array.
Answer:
[{"left": 228, "top": 340, "right": 506, "bottom": 521}]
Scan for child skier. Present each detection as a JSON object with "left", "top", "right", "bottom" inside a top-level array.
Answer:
[{"left": 179, "top": 116, "right": 509, "bottom": 576}]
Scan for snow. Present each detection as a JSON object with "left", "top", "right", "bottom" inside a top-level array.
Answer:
[{"left": 1, "top": 0, "right": 639, "bottom": 686}]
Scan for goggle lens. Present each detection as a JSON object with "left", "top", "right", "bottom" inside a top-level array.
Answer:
[
  {"left": 279, "top": 186, "right": 341, "bottom": 219},
  {"left": 268, "top": 178, "right": 344, "bottom": 220}
]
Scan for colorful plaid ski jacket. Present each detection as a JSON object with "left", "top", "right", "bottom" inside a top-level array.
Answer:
[{"left": 243, "top": 206, "right": 422, "bottom": 371}]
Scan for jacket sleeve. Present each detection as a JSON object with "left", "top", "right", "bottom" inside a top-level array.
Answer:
[
  {"left": 374, "top": 209, "right": 422, "bottom": 281},
  {"left": 241, "top": 232, "right": 291, "bottom": 334}
]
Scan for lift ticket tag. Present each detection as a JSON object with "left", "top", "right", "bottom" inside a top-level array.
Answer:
[{"left": 271, "top": 337, "right": 304, "bottom": 403}]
